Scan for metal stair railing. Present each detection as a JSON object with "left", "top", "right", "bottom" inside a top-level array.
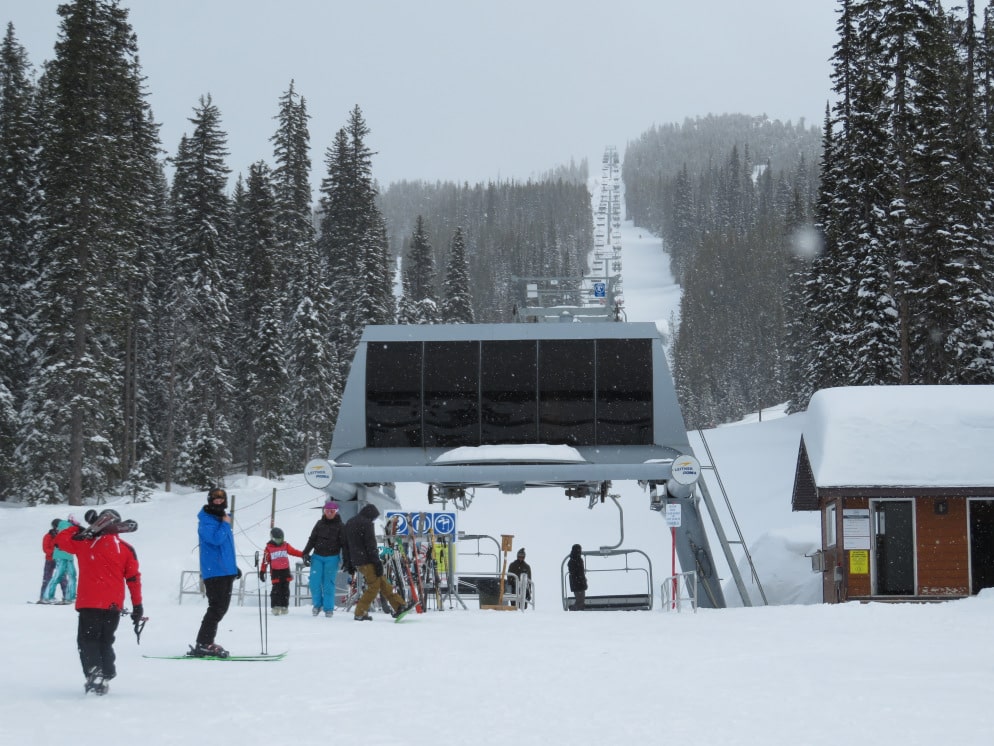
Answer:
[{"left": 695, "top": 429, "right": 768, "bottom": 607}]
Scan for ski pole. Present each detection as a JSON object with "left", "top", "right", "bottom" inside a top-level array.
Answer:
[
  {"left": 133, "top": 616, "right": 147, "bottom": 644},
  {"left": 255, "top": 550, "right": 266, "bottom": 655}
]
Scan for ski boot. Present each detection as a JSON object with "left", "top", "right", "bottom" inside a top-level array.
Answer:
[
  {"left": 189, "top": 642, "right": 229, "bottom": 658},
  {"left": 84, "top": 667, "right": 108, "bottom": 696}
]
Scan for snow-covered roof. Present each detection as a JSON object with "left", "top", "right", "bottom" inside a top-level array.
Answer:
[{"left": 803, "top": 385, "right": 994, "bottom": 488}]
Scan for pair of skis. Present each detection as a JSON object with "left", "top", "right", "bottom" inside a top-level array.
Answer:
[{"left": 143, "top": 651, "right": 286, "bottom": 662}]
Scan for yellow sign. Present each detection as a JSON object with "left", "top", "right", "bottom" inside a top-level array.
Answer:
[{"left": 849, "top": 550, "right": 869, "bottom": 575}]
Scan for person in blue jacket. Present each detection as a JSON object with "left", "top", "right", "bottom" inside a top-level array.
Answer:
[{"left": 191, "top": 487, "right": 240, "bottom": 657}]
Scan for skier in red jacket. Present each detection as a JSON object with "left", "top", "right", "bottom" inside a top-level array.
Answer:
[
  {"left": 54, "top": 509, "right": 143, "bottom": 696},
  {"left": 259, "top": 527, "right": 304, "bottom": 615}
]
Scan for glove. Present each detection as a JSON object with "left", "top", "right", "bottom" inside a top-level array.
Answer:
[
  {"left": 374, "top": 560, "right": 384, "bottom": 577},
  {"left": 259, "top": 570, "right": 266, "bottom": 582},
  {"left": 235, "top": 567, "right": 242, "bottom": 580},
  {"left": 131, "top": 604, "right": 144, "bottom": 622},
  {"left": 302, "top": 554, "right": 311, "bottom": 567},
  {"left": 344, "top": 565, "right": 356, "bottom": 576}
]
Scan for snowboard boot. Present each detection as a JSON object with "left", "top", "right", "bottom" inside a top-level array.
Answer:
[
  {"left": 353, "top": 613, "right": 373, "bottom": 621},
  {"left": 312, "top": 606, "right": 321, "bottom": 616}
]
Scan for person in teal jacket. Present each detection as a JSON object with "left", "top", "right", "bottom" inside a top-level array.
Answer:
[
  {"left": 43, "top": 518, "right": 78, "bottom": 603},
  {"left": 191, "top": 487, "right": 239, "bottom": 657}
]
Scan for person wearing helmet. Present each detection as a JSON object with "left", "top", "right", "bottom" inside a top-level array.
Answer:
[
  {"left": 259, "top": 527, "right": 304, "bottom": 615},
  {"left": 191, "top": 487, "right": 239, "bottom": 657}
]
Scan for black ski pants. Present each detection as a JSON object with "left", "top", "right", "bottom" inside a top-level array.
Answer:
[
  {"left": 77, "top": 608, "right": 121, "bottom": 678},
  {"left": 197, "top": 575, "right": 235, "bottom": 645},
  {"left": 270, "top": 568, "right": 292, "bottom": 608}
]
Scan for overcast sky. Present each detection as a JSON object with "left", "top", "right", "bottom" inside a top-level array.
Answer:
[{"left": 5, "top": 0, "right": 839, "bottom": 190}]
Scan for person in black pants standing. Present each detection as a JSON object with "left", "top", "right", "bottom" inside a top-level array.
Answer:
[
  {"left": 567, "top": 543, "right": 587, "bottom": 610},
  {"left": 192, "top": 487, "right": 240, "bottom": 657}
]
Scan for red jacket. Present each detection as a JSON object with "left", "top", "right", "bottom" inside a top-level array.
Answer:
[
  {"left": 42, "top": 531, "right": 57, "bottom": 561},
  {"left": 55, "top": 526, "right": 142, "bottom": 611},
  {"left": 260, "top": 540, "right": 303, "bottom": 575}
]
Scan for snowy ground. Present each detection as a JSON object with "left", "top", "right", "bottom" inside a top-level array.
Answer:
[{"left": 2, "top": 175, "right": 992, "bottom": 744}]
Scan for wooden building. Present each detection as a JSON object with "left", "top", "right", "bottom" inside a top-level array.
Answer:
[{"left": 790, "top": 386, "right": 994, "bottom": 603}]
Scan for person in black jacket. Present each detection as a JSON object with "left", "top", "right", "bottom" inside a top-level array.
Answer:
[
  {"left": 507, "top": 548, "right": 532, "bottom": 609},
  {"left": 342, "top": 504, "right": 413, "bottom": 621},
  {"left": 302, "top": 501, "right": 347, "bottom": 617},
  {"left": 567, "top": 543, "right": 587, "bottom": 610}
]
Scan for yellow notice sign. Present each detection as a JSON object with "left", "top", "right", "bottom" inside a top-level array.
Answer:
[{"left": 849, "top": 550, "right": 869, "bottom": 575}]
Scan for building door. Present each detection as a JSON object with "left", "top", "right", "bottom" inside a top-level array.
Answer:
[
  {"left": 872, "top": 500, "right": 915, "bottom": 595},
  {"left": 969, "top": 499, "right": 994, "bottom": 594}
]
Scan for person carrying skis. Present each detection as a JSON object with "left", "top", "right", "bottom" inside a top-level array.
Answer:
[
  {"left": 507, "top": 547, "right": 533, "bottom": 609},
  {"left": 342, "top": 503, "right": 414, "bottom": 621},
  {"left": 301, "top": 501, "right": 347, "bottom": 617},
  {"left": 39, "top": 518, "right": 70, "bottom": 603},
  {"left": 260, "top": 527, "right": 303, "bottom": 615},
  {"left": 192, "top": 487, "right": 240, "bottom": 657},
  {"left": 567, "top": 543, "right": 587, "bottom": 611},
  {"left": 53, "top": 510, "right": 143, "bottom": 696},
  {"left": 43, "top": 518, "right": 78, "bottom": 604}
]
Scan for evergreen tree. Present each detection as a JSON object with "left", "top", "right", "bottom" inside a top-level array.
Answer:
[
  {"left": 286, "top": 260, "right": 338, "bottom": 465},
  {"left": 398, "top": 214, "right": 440, "bottom": 324},
  {"left": 232, "top": 160, "right": 280, "bottom": 475},
  {"left": 18, "top": 0, "right": 162, "bottom": 504},
  {"left": 0, "top": 23, "right": 37, "bottom": 409},
  {"left": 167, "top": 95, "right": 233, "bottom": 488},
  {"left": 270, "top": 80, "right": 314, "bottom": 316},
  {"left": 252, "top": 298, "right": 293, "bottom": 478},
  {"left": 317, "top": 105, "right": 392, "bottom": 407},
  {"left": 441, "top": 227, "right": 475, "bottom": 323}
]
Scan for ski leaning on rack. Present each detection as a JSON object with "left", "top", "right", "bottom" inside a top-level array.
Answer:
[{"left": 143, "top": 651, "right": 286, "bottom": 662}]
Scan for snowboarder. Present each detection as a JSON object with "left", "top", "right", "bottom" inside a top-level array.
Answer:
[
  {"left": 507, "top": 547, "right": 533, "bottom": 609},
  {"left": 260, "top": 527, "right": 304, "bottom": 615},
  {"left": 192, "top": 487, "right": 240, "bottom": 657},
  {"left": 342, "top": 503, "right": 414, "bottom": 621},
  {"left": 567, "top": 543, "right": 587, "bottom": 611},
  {"left": 54, "top": 510, "right": 143, "bottom": 695},
  {"left": 301, "top": 501, "right": 347, "bottom": 617},
  {"left": 39, "top": 519, "right": 70, "bottom": 603},
  {"left": 43, "top": 518, "right": 78, "bottom": 603}
]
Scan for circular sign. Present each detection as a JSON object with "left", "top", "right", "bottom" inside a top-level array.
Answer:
[
  {"left": 670, "top": 454, "right": 701, "bottom": 486},
  {"left": 303, "top": 459, "right": 334, "bottom": 489}
]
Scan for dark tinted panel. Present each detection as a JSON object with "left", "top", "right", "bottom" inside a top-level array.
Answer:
[
  {"left": 481, "top": 340, "right": 538, "bottom": 444},
  {"left": 366, "top": 342, "right": 422, "bottom": 447},
  {"left": 538, "top": 340, "right": 595, "bottom": 445},
  {"left": 597, "top": 339, "right": 653, "bottom": 445},
  {"left": 423, "top": 341, "right": 480, "bottom": 447}
]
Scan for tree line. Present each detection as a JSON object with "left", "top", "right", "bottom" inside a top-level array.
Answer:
[
  {"left": 624, "top": 0, "right": 994, "bottom": 427},
  {"left": 0, "top": 1, "right": 595, "bottom": 505},
  {"left": 0, "top": 2, "right": 398, "bottom": 503}
]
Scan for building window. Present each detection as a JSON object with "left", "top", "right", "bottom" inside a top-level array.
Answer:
[{"left": 825, "top": 502, "right": 837, "bottom": 547}]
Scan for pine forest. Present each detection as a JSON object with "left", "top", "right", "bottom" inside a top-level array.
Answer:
[{"left": 2, "top": 0, "right": 994, "bottom": 503}]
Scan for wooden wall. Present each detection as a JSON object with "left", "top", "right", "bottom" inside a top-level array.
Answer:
[{"left": 819, "top": 495, "right": 970, "bottom": 602}]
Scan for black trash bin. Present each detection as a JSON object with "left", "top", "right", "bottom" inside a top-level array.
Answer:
[{"left": 477, "top": 577, "right": 501, "bottom": 607}]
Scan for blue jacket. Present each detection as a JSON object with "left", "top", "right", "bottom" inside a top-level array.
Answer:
[{"left": 198, "top": 508, "right": 237, "bottom": 579}]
